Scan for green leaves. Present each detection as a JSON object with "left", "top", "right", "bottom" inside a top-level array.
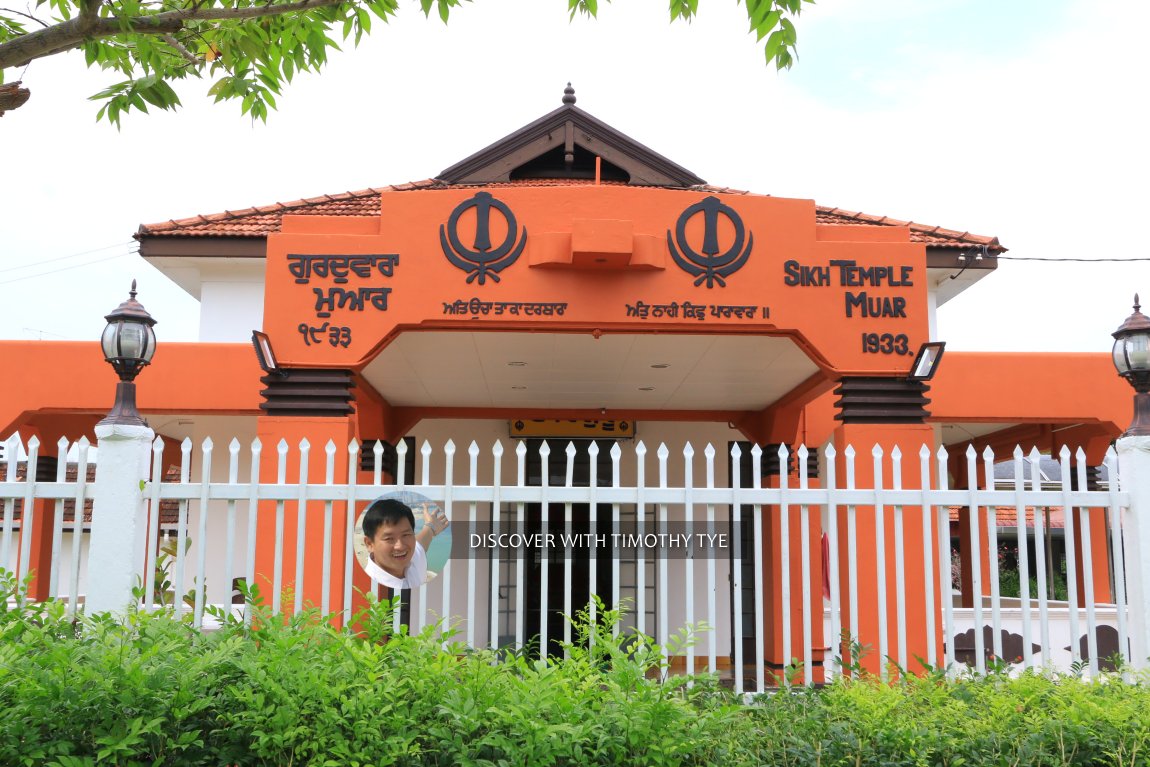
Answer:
[
  {"left": 3, "top": 0, "right": 401, "bottom": 122},
  {"left": 3, "top": 563, "right": 1150, "bottom": 767},
  {"left": 90, "top": 73, "right": 182, "bottom": 127},
  {"left": 668, "top": 0, "right": 699, "bottom": 22},
  {"left": 742, "top": 0, "right": 807, "bottom": 69},
  {"left": 1, "top": 0, "right": 809, "bottom": 121},
  {"left": 567, "top": 0, "right": 599, "bottom": 21},
  {"left": 666, "top": 0, "right": 806, "bottom": 69},
  {"left": 418, "top": 0, "right": 466, "bottom": 24},
  {"left": 0, "top": 15, "right": 27, "bottom": 45}
]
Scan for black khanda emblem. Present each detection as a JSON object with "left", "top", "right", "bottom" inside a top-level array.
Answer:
[
  {"left": 440, "top": 192, "right": 527, "bottom": 285},
  {"left": 667, "top": 196, "right": 753, "bottom": 288}
]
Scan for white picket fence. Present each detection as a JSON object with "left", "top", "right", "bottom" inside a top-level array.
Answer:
[{"left": 0, "top": 431, "right": 1141, "bottom": 690}]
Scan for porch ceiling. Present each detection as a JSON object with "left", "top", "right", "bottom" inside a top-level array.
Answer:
[{"left": 361, "top": 331, "right": 819, "bottom": 411}]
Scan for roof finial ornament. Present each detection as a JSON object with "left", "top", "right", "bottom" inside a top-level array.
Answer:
[
  {"left": 562, "top": 83, "right": 576, "bottom": 106},
  {"left": 1136, "top": 294, "right": 1142, "bottom": 314}
]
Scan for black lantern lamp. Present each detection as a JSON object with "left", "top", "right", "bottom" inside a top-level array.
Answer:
[
  {"left": 99, "top": 280, "right": 157, "bottom": 427},
  {"left": 1112, "top": 293, "right": 1150, "bottom": 437}
]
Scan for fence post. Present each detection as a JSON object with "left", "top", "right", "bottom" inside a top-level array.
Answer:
[
  {"left": 1118, "top": 435, "right": 1150, "bottom": 668},
  {"left": 85, "top": 423, "right": 154, "bottom": 614}
]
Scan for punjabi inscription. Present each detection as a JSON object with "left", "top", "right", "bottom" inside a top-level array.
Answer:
[
  {"left": 624, "top": 301, "right": 766, "bottom": 321},
  {"left": 288, "top": 253, "right": 399, "bottom": 284},
  {"left": 442, "top": 298, "right": 569, "bottom": 318},
  {"left": 289, "top": 252, "right": 401, "bottom": 349}
]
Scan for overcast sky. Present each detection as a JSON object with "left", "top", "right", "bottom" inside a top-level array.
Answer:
[{"left": 1, "top": 0, "right": 1147, "bottom": 353}]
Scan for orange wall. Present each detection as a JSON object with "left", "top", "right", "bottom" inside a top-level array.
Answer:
[
  {"left": 929, "top": 352, "right": 1129, "bottom": 430},
  {"left": 263, "top": 187, "right": 929, "bottom": 377},
  {"left": 1, "top": 332, "right": 1131, "bottom": 456},
  {"left": 0, "top": 341, "right": 262, "bottom": 438},
  {"left": 788, "top": 351, "right": 1131, "bottom": 452}
]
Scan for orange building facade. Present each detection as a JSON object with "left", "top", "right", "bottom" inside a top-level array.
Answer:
[{"left": 0, "top": 89, "right": 1135, "bottom": 677}]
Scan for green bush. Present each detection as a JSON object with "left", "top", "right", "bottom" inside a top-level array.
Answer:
[
  {"left": 2, "top": 570, "right": 1149, "bottom": 766},
  {"left": 748, "top": 672, "right": 1150, "bottom": 767}
]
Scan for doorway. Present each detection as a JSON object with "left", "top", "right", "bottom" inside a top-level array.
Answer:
[{"left": 521, "top": 438, "right": 614, "bottom": 659}]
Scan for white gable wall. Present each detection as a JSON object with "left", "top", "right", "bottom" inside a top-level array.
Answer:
[{"left": 197, "top": 261, "right": 266, "bottom": 342}]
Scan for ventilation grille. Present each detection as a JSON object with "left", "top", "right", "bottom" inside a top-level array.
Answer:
[
  {"left": 358, "top": 437, "right": 416, "bottom": 478},
  {"left": 833, "top": 377, "right": 930, "bottom": 425},
  {"left": 732, "top": 442, "right": 820, "bottom": 480},
  {"left": 259, "top": 369, "right": 356, "bottom": 417},
  {"left": 1070, "top": 464, "right": 1103, "bottom": 492},
  {"left": 35, "top": 455, "right": 60, "bottom": 483}
]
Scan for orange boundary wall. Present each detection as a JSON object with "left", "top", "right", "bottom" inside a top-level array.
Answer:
[
  {"left": 0, "top": 341, "right": 262, "bottom": 440},
  {"left": 1, "top": 344, "right": 1130, "bottom": 468}
]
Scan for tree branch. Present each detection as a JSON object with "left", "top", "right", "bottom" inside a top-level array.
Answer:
[
  {"left": 1, "top": 17, "right": 92, "bottom": 68},
  {"left": 0, "top": 0, "right": 343, "bottom": 70},
  {"left": 162, "top": 32, "right": 199, "bottom": 64},
  {"left": 79, "top": 0, "right": 104, "bottom": 23},
  {"left": 148, "top": 0, "right": 343, "bottom": 25}
]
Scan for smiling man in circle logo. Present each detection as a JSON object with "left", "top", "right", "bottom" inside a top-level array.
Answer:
[{"left": 361, "top": 497, "right": 449, "bottom": 590}]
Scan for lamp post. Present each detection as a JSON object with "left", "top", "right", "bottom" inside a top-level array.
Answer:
[
  {"left": 99, "top": 280, "right": 157, "bottom": 427},
  {"left": 87, "top": 281, "right": 157, "bottom": 614},
  {"left": 1114, "top": 292, "right": 1150, "bottom": 670},
  {"left": 1112, "top": 294, "right": 1150, "bottom": 437}
]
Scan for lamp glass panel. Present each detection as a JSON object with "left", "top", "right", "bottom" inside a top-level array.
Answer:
[
  {"left": 1113, "top": 338, "right": 1130, "bottom": 374},
  {"left": 117, "top": 322, "right": 149, "bottom": 360},
  {"left": 141, "top": 326, "right": 157, "bottom": 362},
  {"left": 1128, "top": 333, "right": 1150, "bottom": 370},
  {"left": 100, "top": 323, "right": 119, "bottom": 360}
]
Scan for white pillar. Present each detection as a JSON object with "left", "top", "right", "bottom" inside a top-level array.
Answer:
[
  {"left": 86, "top": 422, "right": 154, "bottom": 614},
  {"left": 1118, "top": 434, "right": 1150, "bottom": 668}
]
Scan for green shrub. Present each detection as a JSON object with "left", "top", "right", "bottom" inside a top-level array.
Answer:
[{"left": 2, "top": 570, "right": 1149, "bottom": 766}]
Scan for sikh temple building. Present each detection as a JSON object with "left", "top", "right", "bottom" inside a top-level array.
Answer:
[{"left": 1, "top": 87, "right": 1133, "bottom": 679}]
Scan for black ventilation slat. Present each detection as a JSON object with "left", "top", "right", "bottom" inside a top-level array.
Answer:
[
  {"left": 258, "top": 368, "right": 356, "bottom": 417},
  {"left": 834, "top": 377, "right": 931, "bottom": 425}
]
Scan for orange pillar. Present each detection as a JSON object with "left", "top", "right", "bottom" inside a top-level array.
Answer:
[
  {"left": 832, "top": 422, "right": 942, "bottom": 677},
  {"left": 1071, "top": 507, "right": 1113, "bottom": 605},
  {"left": 253, "top": 415, "right": 356, "bottom": 619},
  {"left": 22, "top": 453, "right": 58, "bottom": 600},
  {"left": 17, "top": 431, "right": 66, "bottom": 601}
]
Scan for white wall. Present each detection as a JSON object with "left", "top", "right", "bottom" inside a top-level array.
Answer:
[{"left": 197, "top": 262, "right": 266, "bottom": 342}]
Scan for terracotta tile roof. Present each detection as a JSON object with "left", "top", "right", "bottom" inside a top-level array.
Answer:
[
  {"left": 1, "top": 462, "right": 97, "bottom": 525},
  {"left": 136, "top": 179, "right": 1004, "bottom": 252},
  {"left": 137, "top": 185, "right": 414, "bottom": 238},
  {"left": 947, "top": 506, "right": 1067, "bottom": 529},
  {"left": 815, "top": 206, "right": 1004, "bottom": 253},
  {"left": 1, "top": 462, "right": 180, "bottom": 526}
]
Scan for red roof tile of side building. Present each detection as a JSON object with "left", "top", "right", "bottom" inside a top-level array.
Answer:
[
  {"left": 948, "top": 506, "right": 1067, "bottom": 529},
  {"left": 0, "top": 462, "right": 181, "bottom": 526},
  {"left": 135, "top": 179, "right": 1006, "bottom": 253}
]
